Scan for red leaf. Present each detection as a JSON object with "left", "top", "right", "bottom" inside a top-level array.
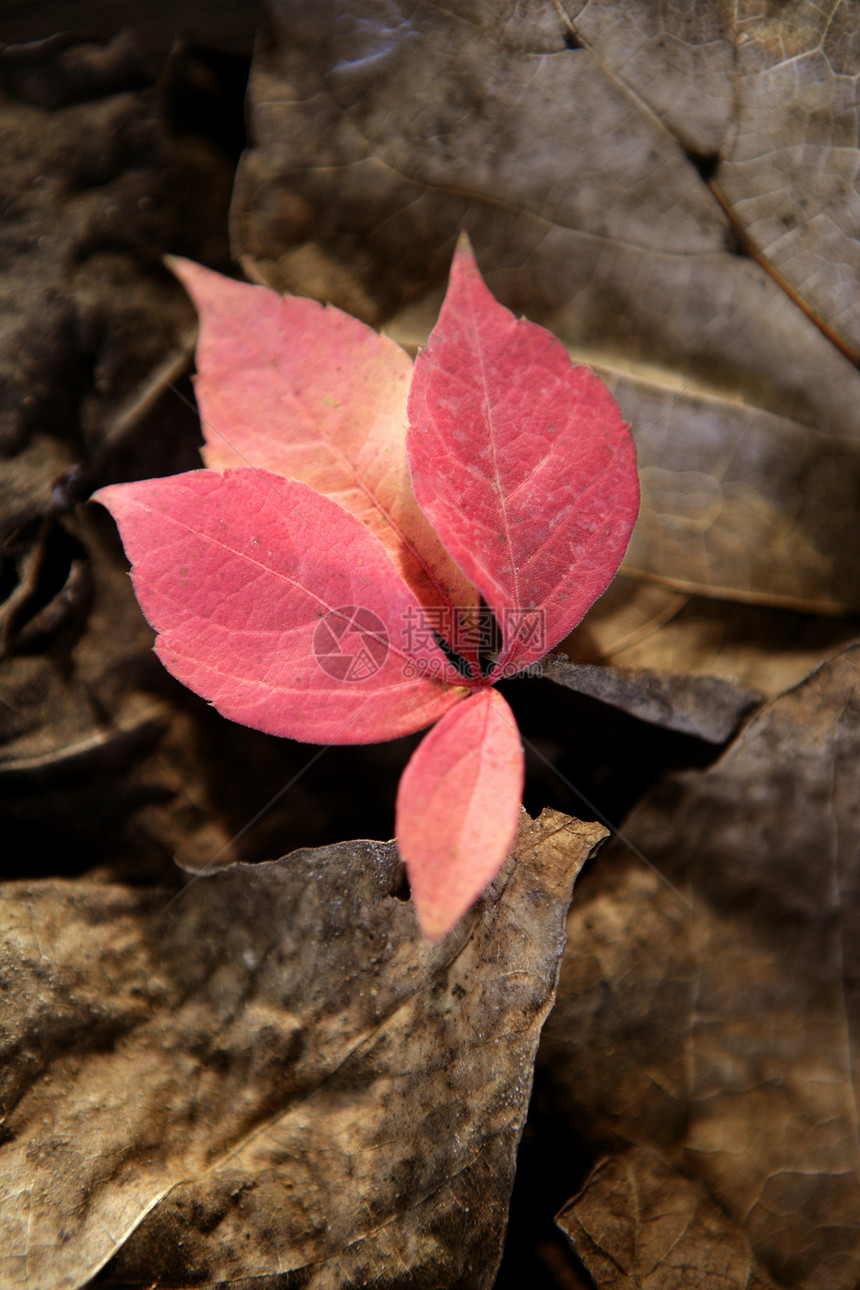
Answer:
[
  {"left": 407, "top": 235, "right": 640, "bottom": 675},
  {"left": 169, "top": 258, "right": 479, "bottom": 633},
  {"left": 93, "top": 246, "right": 639, "bottom": 938},
  {"left": 94, "top": 469, "right": 467, "bottom": 744},
  {"left": 395, "top": 687, "right": 524, "bottom": 940}
]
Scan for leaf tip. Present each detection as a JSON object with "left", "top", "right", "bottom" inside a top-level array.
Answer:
[
  {"left": 163, "top": 254, "right": 225, "bottom": 309},
  {"left": 89, "top": 481, "right": 128, "bottom": 524},
  {"left": 163, "top": 252, "right": 202, "bottom": 291},
  {"left": 452, "top": 229, "right": 480, "bottom": 280},
  {"left": 415, "top": 904, "right": 463, "bottom": 945}
]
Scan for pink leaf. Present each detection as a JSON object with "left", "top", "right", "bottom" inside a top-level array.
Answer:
[
  {"left": 94, "top": 469, "right": 467, "bottom": 744},
  {"left": 395, "top": 687, "right": 524, "bottom": 940},
  {"left": 168, "top": 258, "right": 479, "bottom": 640},
  {"left": 407, "top": 235, "right": 640, "bottom": 676}
]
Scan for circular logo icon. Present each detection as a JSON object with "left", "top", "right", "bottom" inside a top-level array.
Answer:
[{"left": 312, "top": 605, "right": 389, "bottom": 682}]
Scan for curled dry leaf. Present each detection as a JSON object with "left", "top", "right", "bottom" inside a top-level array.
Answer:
[
  {"left": 537, "top": 652, "right": 761, "bottom": 744},
  {"left": 540, "top": 644, "right": 860, "bottom": 1290},
  {"left": 0, "top": 808, "right": 605, "bottom": 1290},
  {"left": 0, "top": 30, "right": 244, "bottom": 532}
]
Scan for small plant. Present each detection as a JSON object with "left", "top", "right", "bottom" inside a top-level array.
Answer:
[{"left": 95, "top": 237, "right": 639, "bottom": 938}]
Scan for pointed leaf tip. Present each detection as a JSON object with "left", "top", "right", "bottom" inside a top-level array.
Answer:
[
  {"left": 453, "top": 228, "right": 478, "bottom": 265},
  {"left": 396, "top": 687, "right": 524, "bottom": 940}
]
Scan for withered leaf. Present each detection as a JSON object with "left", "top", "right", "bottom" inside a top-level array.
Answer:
[
  {"left": 0, "top": 30, "right": 241, "bottom": 535},
  {"left": 564, "top": 0, "right": 860, "bottom": 362},
  {"left": 232, "top": 0, "right": 860, "bottom": 613},
  {"left": 537, "top": 652, "right": 761, "bottom": 744},
  {"left": 0, "top": 4, "right": 264, "bottom": 62},
  {"left": 557, "top": 1149, "right": 781, "bottom": 1290},
  {"left": 0, "top": 809, "right": 605, "bottom": 1290},
  {"left": 0, "top": 505, "right": 211, "bottom": 883},
  {"left": 601, "top": 370, "right": 860, "bottom": 613},
  {"left": 566, "top": 573, "right": 860, "bottom": 701},
  {"left": 540, "top": 645, "right": 860, "bottom": 1290}
]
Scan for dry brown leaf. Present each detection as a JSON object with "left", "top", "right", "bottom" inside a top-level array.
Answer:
[
  {"left": 0, "top": 506, "right": 226, "bottom": 882},
  {"left": 540, "top": 645, "right": 860, "bottom": 1290},
  {"left": 0, "top": 2, "right": 264, "bottom": 60},
  {"left": 231, "top": 0, "right": 860, "bottom": 613},
  {"left": 563, "top": 0, "right": 860, "bottom": 362},
  {"left": 601, "top": 370, "right": 860, "bottom": 612},
  {"left": 0, "top": 808, "right": 604, "bottom": 1290},
  {"left": 557, "top": 1149, "right": 782, "bottom": 1290},
  {"left": 565, "top": 573, "right": 860, "bottom": 700},
  {"left": 537, "top": 652, "right": 761, "bottom": 744},
  {"left": 0, "top": 30, "right": 248, "bottom": 537}
]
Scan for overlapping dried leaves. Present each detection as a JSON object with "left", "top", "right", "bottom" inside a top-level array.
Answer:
[{"left": 2, "top": 3, "right": 859, "bottom": 1287}]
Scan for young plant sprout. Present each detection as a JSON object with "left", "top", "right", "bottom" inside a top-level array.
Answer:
[{"left": 94, "top": 236, "right": 639, "bottom": 939}]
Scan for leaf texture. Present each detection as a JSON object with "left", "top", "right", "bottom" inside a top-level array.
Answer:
[
  {"left": 0, "top": 810, "right": 604, "bottom": 1290},
  {"left": 558, "top": 1149, "right": 782, "bottom": 1290}
]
